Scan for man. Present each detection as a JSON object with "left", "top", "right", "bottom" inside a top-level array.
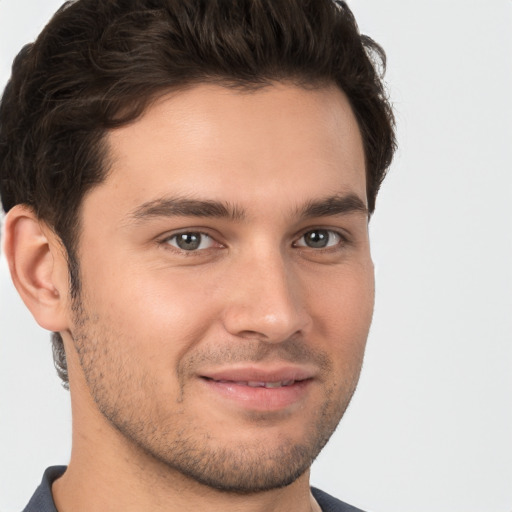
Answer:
[{"left": 0, "top": 0, "right": 395, "bottom": 510}]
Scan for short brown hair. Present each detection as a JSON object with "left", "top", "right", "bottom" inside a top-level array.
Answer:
[{"left": 0, "top": 0, "right": 396, "bottom": 386}]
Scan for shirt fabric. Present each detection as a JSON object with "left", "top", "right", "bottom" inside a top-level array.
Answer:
[{"left": 23, "top": 466, "right": 366, "bottom": 512}]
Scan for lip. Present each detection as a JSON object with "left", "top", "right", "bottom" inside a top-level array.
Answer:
[
  {"left": 199, "top": 364, "right": 316, "bottom": 412},
  {"left": 201, "top": 364, "right": 315, "bottom": 383}
]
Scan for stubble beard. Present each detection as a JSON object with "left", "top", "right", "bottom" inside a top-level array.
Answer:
[{"left": 70, "top": 294, "right": 362, "bottom": 494}]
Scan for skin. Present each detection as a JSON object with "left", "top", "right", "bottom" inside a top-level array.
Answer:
[{"left": 5, "top": 83, "right": 373, "bottom": 512}]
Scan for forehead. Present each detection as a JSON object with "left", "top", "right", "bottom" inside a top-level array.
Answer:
[{"left": 91, "top": 83, "right": 366, "bottom": 219}]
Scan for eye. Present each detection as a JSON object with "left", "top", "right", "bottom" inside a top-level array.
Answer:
[
  {"left": 294, "top": 229, "right": 343, "bottom": 249},
  {"left": 165, "top": 232, "right": 216, "bottom": 251}
]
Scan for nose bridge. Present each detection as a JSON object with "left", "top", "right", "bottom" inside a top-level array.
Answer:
[{"left": 222, "top": 244, "right": 309, "bottom": 342}]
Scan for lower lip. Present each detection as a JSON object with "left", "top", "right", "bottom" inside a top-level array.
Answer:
[{"left": 200, "top": 378, "right": 313, "bottom": 411}]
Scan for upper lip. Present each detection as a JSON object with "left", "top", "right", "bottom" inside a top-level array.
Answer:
[{"left": 199, "top": 364, "right": 316, "bottom": 383}]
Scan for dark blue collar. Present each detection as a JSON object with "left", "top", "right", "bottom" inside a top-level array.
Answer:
[
  {"left": 23, "top": 466, "right": 65, "bottom": 512},
  {"left": 23, "top": 466, "right": 364, "bottom": 512}
]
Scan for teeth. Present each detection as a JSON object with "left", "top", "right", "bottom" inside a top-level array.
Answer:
[
  {"left": 264, "top": 381, "right": 283, "bottom": 388},
  {"left": 248, "top": 380, "right": 295, "bottom": 388},
  {"left": 213, "top": 379, "right": 296, "bottom": 388},
  {"left": 247, "top": 381, "right": 266, "bottom": 387}
]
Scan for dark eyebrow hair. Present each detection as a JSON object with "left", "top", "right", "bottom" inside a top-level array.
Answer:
[
  {"left": 299, "top": 194, "right": 369, "bottom": 219},
  {"left": 128, "top": 193, "right": 367, "bottom": 225},
  {"left": 130, "top": 197, "right": 246, "bottom": 222}
]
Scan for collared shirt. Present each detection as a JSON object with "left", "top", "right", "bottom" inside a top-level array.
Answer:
[
  {"left": 23, "top": 466, "right": 366, "bottom": 512},
  {"left": 23, "top": 466, "right": 63, "bottom": 512}
]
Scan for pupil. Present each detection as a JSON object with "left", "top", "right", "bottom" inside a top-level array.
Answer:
[
  {"left": 305, "top": 230, "right": 329, "bottom": 248},
  {"left": 177, "top": 233, "right": 201, "bottom": 250}
]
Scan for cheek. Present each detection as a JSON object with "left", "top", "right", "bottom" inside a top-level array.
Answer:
[
  {"left": 79, "top": 258, "right": 222, "bottom": 363},
  {"left": 304, "top": 262, "right": 374, "bottom": 358}
]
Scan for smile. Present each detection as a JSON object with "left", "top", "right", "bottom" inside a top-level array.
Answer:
[
  {"left": 207, "top": 379, "right": 297, "bottom": 388},
  {"left": 199, "top": 370, "right": 315, "bottom": 412}
]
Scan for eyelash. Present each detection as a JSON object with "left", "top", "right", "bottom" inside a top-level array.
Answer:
[
  {"left": 159, "top": 228, "right": 349, "bottom": 255},
  {"left": 293, "top": 229, "right": 347, "bottom": 251},
  {"left": 160, "top": 231, "right": 221, "bottom": 254}
]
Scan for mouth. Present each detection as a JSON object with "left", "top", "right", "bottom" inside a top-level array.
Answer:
[
  {"left": 203, "top": 378, "right": 298, "bottom": 389},
  {"left": 198, "top": 367, "right": 315, "bottom": 411}
]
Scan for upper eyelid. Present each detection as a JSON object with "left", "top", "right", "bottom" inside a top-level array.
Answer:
[
  {"left": 156, "top": 226, "right": 350, "bottom": 248},
  {"left": 291, "top": 233, "right": 347, "bottom": 256},
  {"left": 159, "top": 228, "right": 221, "bottom": 242},
  {"left": 158, "top": 232, "right": 222, "bottom": 255},
  {"left": 294, "top": 226, "right": 349, "bottom": 242}
]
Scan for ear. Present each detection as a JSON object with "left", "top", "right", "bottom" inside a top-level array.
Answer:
[{"left": 3, "top": 205, "right": 71, "bottom": 332}]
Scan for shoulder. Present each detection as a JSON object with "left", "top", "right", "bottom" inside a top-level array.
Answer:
[
  {"left": 23, "top": 466, "right": 66, "bottom": 512},
  {"left": 311, "top": 487, "right": 368, "bottom": 512}
]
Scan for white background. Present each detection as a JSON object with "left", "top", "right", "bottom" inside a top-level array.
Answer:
[{"left": 1, "top": 1, "right": 511, "bottom": 511}]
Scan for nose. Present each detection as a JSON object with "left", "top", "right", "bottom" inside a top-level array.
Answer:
[{"left": 221, "top": 249, "right": 311, "bottom": 343}]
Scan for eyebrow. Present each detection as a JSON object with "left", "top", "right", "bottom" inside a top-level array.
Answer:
[
  {"left": 130, "top": 197, "right": 246, "bottom": 222},
  {"left": 299, "top": 193, "right": 369, "bottom": 219},
  {"left": 128, "top": 193, "right": 368, "bottom": 224}
]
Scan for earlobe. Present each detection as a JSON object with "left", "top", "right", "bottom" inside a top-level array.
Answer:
[{"left": 3, "top": 205, "right": 70, "bottom": 332}]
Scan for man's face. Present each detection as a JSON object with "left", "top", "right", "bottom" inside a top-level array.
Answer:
[{"left": 65, "top": 83, "right": 374, "bottom": 492}]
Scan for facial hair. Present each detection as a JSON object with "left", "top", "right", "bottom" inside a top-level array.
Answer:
[{"left": 70, "top": 294, "right": 362, "bottom": 494}]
